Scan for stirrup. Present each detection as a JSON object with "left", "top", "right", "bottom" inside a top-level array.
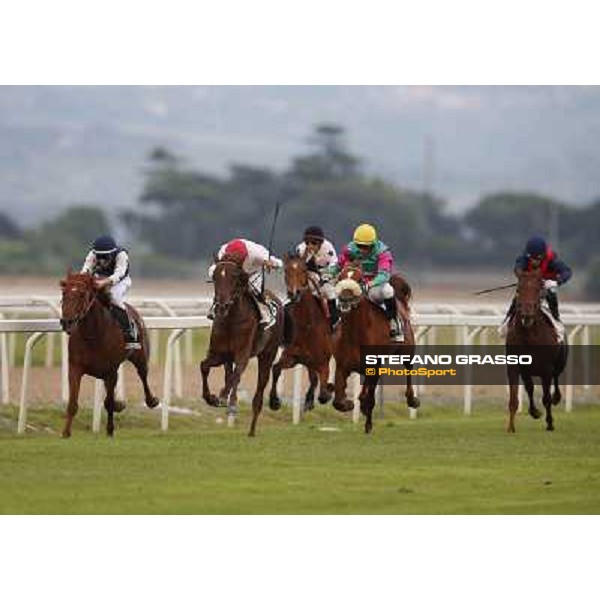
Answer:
[{"left": 389, "top": 318, "right": 404, "bottom": 342}]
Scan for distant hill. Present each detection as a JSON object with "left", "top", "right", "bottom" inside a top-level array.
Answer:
[{"left": 1, "top": 85, "right": 600, "bottom": 226}]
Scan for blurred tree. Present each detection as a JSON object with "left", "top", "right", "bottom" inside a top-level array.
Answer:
[
  {"left": 30, "top": 206, "right": 112, "bottom": 271},
  {"left": 0, "top": 212, "right": 22, "bottom": 239}
]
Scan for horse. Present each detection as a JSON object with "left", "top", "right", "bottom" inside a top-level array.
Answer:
[
  {"left": 332, "top": 264, "right": 419, "bottom": 433},
  {"left": 506, "top": 268, "right": 568, "bottom": 433},
  {"left": 268, "top": 251, "right": 334, "bottom": 412},
  {"left": 59, "top": 272, "right": 160, "bottom": 438},
  {"left": 200, "top": 254, "right": 284, "bottom": 436}
]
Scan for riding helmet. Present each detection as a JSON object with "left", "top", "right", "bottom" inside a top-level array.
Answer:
[
  {"left": 525, "top": 235, "right": 547, "bottom": 257},
  {"left": 224, "top": 239, "right": 248, "bottom": 261},
  {"left": 92, "top": 235, "right": 118, "bottom": 255},
  {"left": 353, "top": 223, "right": 377, "bottom": 245},
  {"left": 304, "top": 226, "right": 325, "bottom": 241}
]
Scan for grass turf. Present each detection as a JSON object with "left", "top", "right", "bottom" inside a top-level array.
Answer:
[{"left": 1, "top": 402, "right": 599, "bottom": 514}]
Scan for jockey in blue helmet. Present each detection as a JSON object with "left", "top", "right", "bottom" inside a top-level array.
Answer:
[
  {"left": 80, "top": 235, "right": 140, "bottom": 350},
  {"left": 502, "top": 235, "right": 572, "bottom": 328}
]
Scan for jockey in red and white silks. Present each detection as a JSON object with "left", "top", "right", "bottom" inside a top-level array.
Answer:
[{"left": 207, "top": 238, "right": 283, "bottom": 326}]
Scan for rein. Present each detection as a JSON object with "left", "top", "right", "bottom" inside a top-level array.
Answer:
[
  {"left": 61, "top": 287, "right": 98, "bottom": 330},
  {"left": 213, "top": 260, "right": 248, "bottom": 316}
]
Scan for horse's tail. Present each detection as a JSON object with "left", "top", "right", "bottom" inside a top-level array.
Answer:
[{"left": 390, "top": 273, "right": 412, "bottom": 310}]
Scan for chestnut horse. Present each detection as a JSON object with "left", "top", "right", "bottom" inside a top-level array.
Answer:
[
  {"left": 506, "top": 268, "right": 568, "bottom": 433},
  {"left": 200, "top": 254, "right": 284, "bottom": 436},
  {"left": 268, "top": 251, "right": 334, "bottom": 411},
  {"left": 60, "top": 272, "right": 160, "bottom": 438},
  {"left": 332, "top": 264, "right": 419, "bottom": 433}
]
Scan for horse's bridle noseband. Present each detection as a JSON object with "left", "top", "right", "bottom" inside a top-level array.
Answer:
[
  {"left": 60, "top": 288, "right": 97, "bottom": 332},
  {"left": 213, "top": 261, "right": 247, "bottom": 317}
]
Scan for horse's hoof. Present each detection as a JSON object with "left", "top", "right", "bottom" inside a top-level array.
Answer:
[
  {"left": 304, "top": 398, "right": 315, "bottom": 412},
  {"left": 146, "top": 396, "right": 160, "bottom": 409},
  {"left": 204, "top": 395, "right": 220, "bottom": 408},
  {"left": 333, "top": 399, "right": 354, "bottom": 413},
  {"left": 317, "top": 394, "right": 330, "bottom": 405},
  {"left": 552, "top": 393, "right": 562, "bottom": 406},
  {"left": 546, "top": 424, "right": 555, "bottom": 432},
  {"left": 113, "top": 401, "right": 126, "bottom": 413},
  {"left": 269, "top": 397, "right": 282, "bottom": 411},
  {"left": 61, "top": 431, "right": 71, "bottom": 439},
  {"left": 529, "top": 407, "right": 542, "bottom": 419},
  {"left": 407, "top": 397, "right": 420, "bottom": 409},
  {"left": 365, "top": 423, "right": 373, "bottom": 434},
  {"left": 507, "top": 426, "right": 515, "bottom": 434}
]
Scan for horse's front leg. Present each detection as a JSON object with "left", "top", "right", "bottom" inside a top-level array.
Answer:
[
  {"left": 304, "top": 367, "right": 318, "bottom": 412},
  {"left": 507, "top": 366, "right": 520, "bottom": 433},
  {"left": 332, "top": 364, "right": 354, "bottom": 412},
  {"left": 317, "top": 362, "right": 333, "bottom": 405},
  {"left": 225, "top": 351, "right": 252, "bottom": 426},
  {"left": 521, "top": 373, "right": 541, "bottom": 419},
  {"left": 104, "top": 372, "right": 118, "bottom": 437},
  {"left": 62, "top": 366, "right": 83, "bottom": 438},
  {"left": 269, "top": 351, "right": 297, "bottom": 411},
  {"left": 249, "top": 346, "right": 279, "bottom": 437},
  {"left": 405, "top": 372, "right": 420, "bottom": 409},
  {"left": 200, "top": 352, "right": 226, "bottom": 407},
  {"left": 552, "top": 373, "right": 562, "bottom": 406},
  {"left": 541, "top": 376, "right": 554, "bottom": 431},
  {"left": 364, "top": 383, "right": 377, "bottom": 434}
]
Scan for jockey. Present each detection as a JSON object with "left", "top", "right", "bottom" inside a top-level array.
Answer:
[
  {"left": 296, "top": 225, "right": 339, "bottom": 330},
  {"left": 330, "top": 223, "right": 403, "bottom": 342},
  {"left": 80, "top": 234, "right": 140, "bottom": 350},
  {"left": 207, "top": 238, "right": 283, "bottom": 327},
  {"left": 502, "top": 235, "right": 572, "bottom": 328}
]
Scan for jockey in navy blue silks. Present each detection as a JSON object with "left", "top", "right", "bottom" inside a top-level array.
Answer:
[
  {"left": 503, "top": 235, "right": 572, "bottom": 325},
  {"left": 80, "top": 234, "right": 140, "bottom": 350}
]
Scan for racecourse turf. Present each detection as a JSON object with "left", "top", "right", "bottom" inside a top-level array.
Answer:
[{"left": 1, "top": 401, "right": 599, "bottom": 514}]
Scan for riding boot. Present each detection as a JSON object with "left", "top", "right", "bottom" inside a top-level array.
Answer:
[
  {"left": 327, "top": 299, "right": 340, "bottom": 332},
  {"left": 383, "top": 297, "right": 404, "bottom": 342},
  {"left": 546, "top": 291, "right": 560, "bottom": 320},
  {"left": 111, "top": 305, "right": 141, "bottom": 350},
  {"left": 283, "top": 303, "right": 294, "bottom": 345}
]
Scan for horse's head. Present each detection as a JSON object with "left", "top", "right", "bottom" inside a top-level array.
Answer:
[
  {"left": 59, "top": 271, "right": 97, "bottom": 334},
  {"left": 212, "top": 254, "right": 248, "bottom": 318},
  {"left": 335, "top": 263, "right": 364, "bottom": 313},
  {"left": 516, "top": 268, "right": 544, "bottom": 327},
  {"left": 284, "top": 249, "right": 309, "bottom": 303}
]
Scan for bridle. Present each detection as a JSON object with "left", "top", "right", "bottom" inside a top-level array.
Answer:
[
  {"left": 285, "top": 256, "right": 322, "bottom": 303},
  {"left": 213, "top": 260, "right": 247, "bottom": 317},
  {"left": 515, "top": 273, "right": 543, "bottom": 328},
  {"left": 60, "top": 284, "right": 97, "bottom": 331}
]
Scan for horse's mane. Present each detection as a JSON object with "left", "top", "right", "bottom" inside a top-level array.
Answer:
[
  {"left": 391, "top": 273, "right": 412, "bottom": 306},
  {"left": 60, "top": 271, "right": 94, "bottom": 289}
]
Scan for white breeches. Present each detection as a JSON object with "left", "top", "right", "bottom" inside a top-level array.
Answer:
[
  {"left": 367, "top": 282, "right": 394, "bottom": 303},
  {"left": 109, "top": 276, "right": 131, "bottom": 308},
  {"left": 308, "top": 272, "right": 337, "bottom": 301}
]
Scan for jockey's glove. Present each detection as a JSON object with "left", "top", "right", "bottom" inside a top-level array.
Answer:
[{"left": 544, "top": 279, "right": 558, "bottom": 292}]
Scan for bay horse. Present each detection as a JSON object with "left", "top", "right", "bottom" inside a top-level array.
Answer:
[
  {"left": 200, "top": 254, "right": 284, "bottom": 436},
  {"left": 60, "top": 272, "right": 160, "bottom": 438},
  {"left": 268, "top": 251, "right": 334, "bottom": 412},
  {"left": 332, "top": 264, "right": 419, "bottom": 433},
  {"left": 506, "top": 268, "right": 568, "bottom": 433}
]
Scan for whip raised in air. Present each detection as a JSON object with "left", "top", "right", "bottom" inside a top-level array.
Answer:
[{"left": 261, "top": 201, "right": 281, "bottom": 296}]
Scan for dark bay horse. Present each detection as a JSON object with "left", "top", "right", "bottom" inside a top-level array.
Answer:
[
  {"left": 60, "top": 272, "right": 160, "bottom": 438},
  {"left": 268, "top": 251, "right": 334, "bottom": 412},
  {"left": 506, "top": 268, "right": 568, "bottom": 432},
  {"left": 200, "top": 254, "right": 284, "bottom": 436},
  {"left": 332, "top": 264, "right": 419, "bottom": 433}
]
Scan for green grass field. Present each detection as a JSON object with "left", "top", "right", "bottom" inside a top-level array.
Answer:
[{"left": 1, "top": 401, "right": 599, "bottom": 515}]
